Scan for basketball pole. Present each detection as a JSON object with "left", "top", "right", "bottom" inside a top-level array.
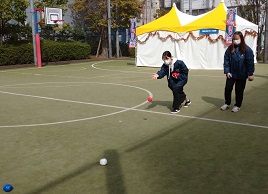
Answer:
[
  {"left": 34, "top": 8, "right": 42, "bottom": 68},
  {"left": 30, "top": 0, "right": 37, "bottom": 66}
]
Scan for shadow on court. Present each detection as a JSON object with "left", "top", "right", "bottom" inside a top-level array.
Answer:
[
  {"left": 202, "top": 96, "right": 223, "bottom": 107},
  {"left": 145, "top": 100, "right": 171, "bottom": 110},
  {"left": 104, "top": 150, "right": 126, "bottom": 194},
  {"left": 25, "top": 150, "right": 126, "bottom": 194},
  {"left": 25, "top": 162, "right": 99, "bottom": 194}
]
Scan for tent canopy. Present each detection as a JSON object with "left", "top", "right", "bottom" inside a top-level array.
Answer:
[
  {"left": 136, "top": 5, "right": 199, "bottom": 36},
  {"left": 182, "top": 2, "right": 227, "bottom": 32},
  {"left": 136, "top": 1, "right": 258, "bottom": 35}
]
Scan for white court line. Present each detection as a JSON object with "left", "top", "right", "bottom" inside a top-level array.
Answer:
[
  {"left": 0, "top": 90, "right": 267, "bottom": 129},
  {"left": 0, "top": 62, "right": 266, "bottom": 128},
  {"left": 133, "top": 109, "right": 268, "bottom": 129},
  {"left": 91, "top": 62, "right": 230, "bottom": 78},
  {"left": 0, "top": 81, "right": 153, "bottom": 89},
  {"left": 91, "top": 61, "right": 265, "bottom": 79},
  {"left": 0, "top": 60, "right": 226, "bottom": 79},
  {"left": 91, "top": 61, "right": 153, "bottom": 74},
  {"left": 0, "top": 94, "right": 147, "bottom": 128},
  {"left": 0, "top": 82, "right": 153, "bottom": 128},
  {"left": 0, "top": 61, "right": 137, "bottom": 81},
  {"left": 0, "top": 81, "right": 154, "bottom": 106},
  {"left": 0, "top": 90, "right": 131, "bottom": 109}
]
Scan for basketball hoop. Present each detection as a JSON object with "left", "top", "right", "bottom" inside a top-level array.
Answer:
[
  {"left": 52, "top": 19, "right": 64, "bottom": 24},
  {"left": 52, "top": 19, "right": 64, "bottom": 29}
]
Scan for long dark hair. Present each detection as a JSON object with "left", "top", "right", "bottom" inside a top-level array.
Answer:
[{"left": 231, "top": 31, "right": 246, "bottom": 54}]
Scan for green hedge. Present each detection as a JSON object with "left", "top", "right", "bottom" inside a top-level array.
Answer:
[
  {"left": 0, "top": 44, "right": 31, "bottom": 65},
  {"left": 129, "top": 48, "right": 135, "bottom": 58},
  {"left": 0, "top": 41, "right": 91, "bottom": 66}
]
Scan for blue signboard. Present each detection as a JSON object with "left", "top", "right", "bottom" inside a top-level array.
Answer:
[{"left": 199, "top": 29, "right": 219, "bottom": 34}]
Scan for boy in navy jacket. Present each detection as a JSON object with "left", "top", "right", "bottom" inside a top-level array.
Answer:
[{"left": 152, "top": 51, "right": 191, "bottom": 113}]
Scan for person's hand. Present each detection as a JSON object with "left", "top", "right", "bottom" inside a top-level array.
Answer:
[
  {"left": 226, "top": 73, "right": 232, "bottom": 79},
  {"left": 248, "top": 75, "right": 254, "bottom": 81},
  {"left": 152, "top": 73, "right": 159, "bottom": 79},
  {"left": 172, "top": 72, "right": 179, "bottom": 79}
]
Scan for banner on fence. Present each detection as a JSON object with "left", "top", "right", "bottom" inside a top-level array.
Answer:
[
  {"left": 225, "top": 8, "right": 237, "bottom": 45},
  {"left": 129, "top": 18, "right": 137, "bottom": 48}
]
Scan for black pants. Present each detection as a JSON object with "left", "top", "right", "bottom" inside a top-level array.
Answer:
[
  {"left": 224, "top": 78, "right": 247, "bottom": 107},
  {"left": 172, "top": 86, "right": 186, "bottom": 109}
]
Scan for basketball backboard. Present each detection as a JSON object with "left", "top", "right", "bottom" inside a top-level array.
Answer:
[{"left": 45, "top": 7, "right": 63, "bottom": 25}]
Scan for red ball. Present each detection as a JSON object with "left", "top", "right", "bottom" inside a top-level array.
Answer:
[
  {"left": 172, "top": 72, "right": 180, "bottom": 78},
  {"left": 147, "top": 96, "right": 152, "bottom": 102}
]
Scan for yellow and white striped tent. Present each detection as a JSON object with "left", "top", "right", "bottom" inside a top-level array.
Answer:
[{"left": 136, "top": 1, "right": 258, "bottom": 69}]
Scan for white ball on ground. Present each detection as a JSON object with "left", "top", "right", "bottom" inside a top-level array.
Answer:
[{"left": 100, "top": 158, "right": 107, "bottom": 166}]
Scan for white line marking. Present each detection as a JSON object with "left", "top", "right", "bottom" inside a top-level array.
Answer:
[
  {"left": 91, "top": 61, "right": 152, "bottom": 74},
  {"left": 133, "top": 109, "right": 268, "bottom": 129},
  {"left": 0, "top": 100, "right": 148, "bottom": 128},
  {"left": 0, "top": 82, "right": 154, "bottom": 96},
  {"left": 0, "top": 90, "right": 133, "bottom": 109},
  {"left": 0, "top": 82, "right": 153, "bottom": 128},
  {"left": 0, "top": 89, "right": 267, "bottom": 129},
  {"left": 90, "top": 62, "right": 229, "bottom": 78},
  {"left": 0, "top": 62, "right": 266, "bottom": 129}
]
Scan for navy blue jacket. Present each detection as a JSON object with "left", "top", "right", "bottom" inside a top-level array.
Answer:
[
  {"left": 157, "top": 59, "right": 189, "bottom": 90},
  {"left": 223, "top": 45, "right": 254, "bottom": 79}
]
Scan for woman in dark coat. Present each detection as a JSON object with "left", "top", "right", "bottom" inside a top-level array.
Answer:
[{"left": 221, "top": 31, "right": 255, "bottom": 112}]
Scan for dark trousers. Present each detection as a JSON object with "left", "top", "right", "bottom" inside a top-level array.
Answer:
[
  {"left": 172, "top": 86, "right": 186, "bottom": 109},
  {"left": 224, "top": 78, "right": 247, "bottom": 107}
]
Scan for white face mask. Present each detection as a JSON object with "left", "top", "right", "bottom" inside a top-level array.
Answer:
[
  {"left": 233, "top": 39, "right": 241, "bottom": 45},
  {"left": 164, "top": 59, "right": 170, "bottom": 65}
]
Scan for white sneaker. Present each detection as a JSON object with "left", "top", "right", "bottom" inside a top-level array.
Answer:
[
  {"left": 220, "top": 104, "right": 230, "bottom": 111},
  {"left": 232, "top": 106, "right": 240, "bottom": 112}
]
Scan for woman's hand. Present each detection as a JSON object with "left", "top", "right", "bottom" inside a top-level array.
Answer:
[
  {"left": 226, "top": 73, "right": 232, "bottom": 79},
  {"left": 152, "top": 73, "right": 159, "bottom": 79},
  {"left": 248, "top": 75, "right": 254, "bottom": 81}
]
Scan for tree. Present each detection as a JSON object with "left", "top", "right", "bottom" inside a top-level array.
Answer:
[
  {"left": 71, "top": 0, "right": 143, "bottom": 57},
  {"left": 0, "top": 0, "right": 29, "bottom": 44},
  {"left": 236, "top": 0, "right": 266, "bottom": 59},
  {"left": 155, "top": 8, "right": 169, "bottom": 19}
]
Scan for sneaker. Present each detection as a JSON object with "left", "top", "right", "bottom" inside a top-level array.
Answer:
[
  {"left": 184, "top": 100, "right": 191, "bottom": 107},
  {"left": 220, "top": 104, "right": 230, "bottom": 111},
  {"left": 171, "top": 108, "right": 180, "bottom": 114},
  {"left": 232, "top": 106, "right": 240, "bottom": 112}
]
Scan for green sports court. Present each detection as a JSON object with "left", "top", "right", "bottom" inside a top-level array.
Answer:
[{"left": 0, "top": 59, "right": 267, "bottom": 194}]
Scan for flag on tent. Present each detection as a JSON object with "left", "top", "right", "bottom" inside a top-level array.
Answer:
[
  {"left": 129, "top": 18, "right": 136, "bottom": 48},
  {"left": 225, "top": 8, "right": 237, "bottom": 45}
]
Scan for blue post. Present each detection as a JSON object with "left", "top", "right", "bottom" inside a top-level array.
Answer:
[{"left": 34, "top": 7, "right": 39, "bottom": 34}]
